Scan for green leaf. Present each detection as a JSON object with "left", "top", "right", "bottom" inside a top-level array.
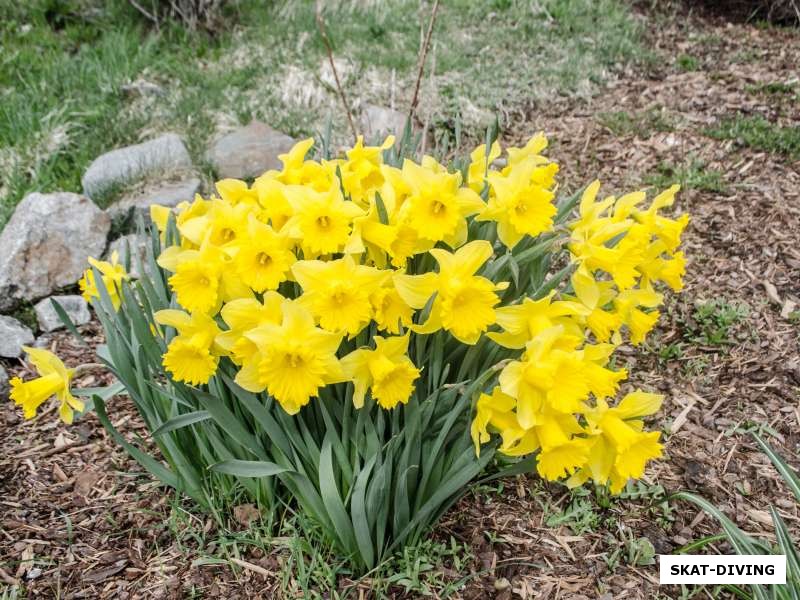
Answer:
[
  {"left": 210, "top": 459, "right": 290, "bottom": 478},
  {"left": 49, "top": 297, "right": 89, "bottom": 346},
  {"left": 72, "top": 380, "right": 126, "bottom": 400},
  {"left": 374, "top": 192, "right": 389, "bottom": 225},
  {"left": 751, "top": 431, "right": 800, "bottom": 504},
  {"left": 554, "top": 186, "right": 585, "bottom": 224},
  {"left": 319, "top": 434, "right": 358, "bottom": 560},
  {"left": 93, "top": 396, "right": 182, "bottom": 493},
  {"left": 351, "top": 454, "right": 378, "bottom": 569},
  {"left": 152, "top": 411, "right": 211, "bottom": 437}
]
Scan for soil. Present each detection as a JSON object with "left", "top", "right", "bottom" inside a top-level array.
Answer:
[{"left": 2, "top": 5, "right": 799, "bottom": 599}]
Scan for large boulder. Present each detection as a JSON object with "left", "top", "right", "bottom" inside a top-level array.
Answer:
[
  {"left": 106, "top": 177, "right": 201, "bottom": 230},
  {"left": 0, "top": 315, "right": 34, "bottom": 358},
  {"left": 82, "top": 133, "right": 193, "bottom": 200},
  {"left": 359, "top": 104, "right": 408, "bottom": 141},
  {"left": 34, "top": 295, "right": 91, "bottom": 333},
  {"left": 0, "top": 192, "right": 110, "bottom": 311},
  {"left": 207, "top": 121, "right": 295, "bottom": 179}
]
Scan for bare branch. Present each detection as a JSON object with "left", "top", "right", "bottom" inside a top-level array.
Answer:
[
  {"left": 408, "top": 0, "right": 440, "bottom": 122},
  {"left": 315, "top": 2, "right": 359, "bottom": 143}
]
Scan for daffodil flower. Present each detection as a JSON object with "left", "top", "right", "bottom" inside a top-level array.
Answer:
[
  {"left": 155, "top": 309, "right": 223, "bottom": 386},
  {"left": 79, "top": 251, "right": 129, "bottom": 309},
  {"left": 236, "top": 300, "right": 346, "bottom": 414},
  {"left": 394, "top": 240, "right": 507, "bottom": 344},
  {"left": 292, "top": 255, "right": 387, "bottom": 336},
  {"left": 10, "top": 346, "right": 84, "bottom": 424},
  {"left": 341, "top": 333, "right": 420, "bottom": 409}
]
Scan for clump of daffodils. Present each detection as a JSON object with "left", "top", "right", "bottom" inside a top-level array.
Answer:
[{"left": 19, "top": 132, "right": 688, "bottom": 497}]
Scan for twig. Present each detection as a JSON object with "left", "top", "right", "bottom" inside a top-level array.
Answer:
[
  {"left": 408, "top": 0, "right": 441, "bottom": 121},
  {"left": 315, "top": 2, "right": 358, "bottom": 143},
  {"left": 0, "top": 566, "right": 18, "bottom": 586},
  {"left": 230, "top": 557, "right": 272, "bottom": 578},
  {"left": 128, "top": 0, "right": 160, "bottom": 29}
]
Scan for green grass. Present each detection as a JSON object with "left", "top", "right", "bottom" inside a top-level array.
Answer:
[
  {"left": 745, "top": 80, "right": 798, "bottom": 96},
  {"left": 597, "top": 106, "right": 675, "bottom": 137},
  {"left": 688, "top": 299, "right": 750, "bottom": 346},
  {"left": 675, "top": 53, "right": 699, "bottom": 71},
  {"left": 0, "top": 0, "right": 644, "bottom": 230},
  {"left": 705, "top": 115, "right": 800, "bottom": 159},
  {"left": 644, "top": 158, "right": 726, "bottom": 193}
]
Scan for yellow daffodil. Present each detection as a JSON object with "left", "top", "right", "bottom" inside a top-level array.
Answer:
[
  {"left": 79, "top": 251, "right": 129, "bottom": 309},
  {"left": 284, "top": 184, "right": 364, "bottom": 256},
  {"left": 233, "top": 217, "right": 295, "bottom": 292},
  {"left": 65, "top": 132, "right": 687, "bottom": 500},
  {"left": 504, "top": 131, "right": 549, "bottom": 169},
  {"left": 370, "top": 281, "right": 415, "bottom": 334},
  {"left": 292, "top": 255, "right": 387, "bottom": 336},
  {"left": 394, "top": 240, "right": 505, "bottom": 344},
  {"left": 488, "top": 292, "right": 588, "bottom": 349},
  {"left": 159, "top": 239, "right": 251, "bottom": 314},
  {"left": 573, "top": 391, "right": 664, "bottom": 492},
  {"left": 156, "top": 309, "right": 223, "bottom": 385},
  {"left": 215, "top": 293, "right": 284, "bottom": 364},
  {"left": 613, "top": 284, "right": 663, "bottom": 345},
  {"left": 10, "top": 346, "right": 84, "bottom": 424},
  {"left": 398, "top": 159, "right": 485, "bottom": 246},
  {"left": 478, "top": 160, "right": 558, "bottom": 249},
  {"left": 341, "top": 333, "right": 420, "bottom": 409},
  {"left": 467, "top": 140, "right": 500, "bottom": 193},
  {"left": 236, "top": 300, "right": 345, "bottom": 414},
  {"left": 568, "top": 266, "right": 622, "bottom": 342}
]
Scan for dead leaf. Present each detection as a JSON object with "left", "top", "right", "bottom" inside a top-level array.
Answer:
[
  {"left": 74, "top": 469, "right": 99, "bottom": 496},
  {"left": 233, "top": 504, "right": 260, "bottom": 527}
]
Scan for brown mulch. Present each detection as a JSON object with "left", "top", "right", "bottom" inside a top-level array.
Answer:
[{"left": 2, "top": 6, "right": 800, "bottom": 599}]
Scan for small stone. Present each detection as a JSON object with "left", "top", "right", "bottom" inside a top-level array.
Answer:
[
  {"left": 207, "top": 121, "right": 295, "bottom": 179},
  {"left": 493, "top": 577, "right": 511, "bottom": 591},
  {"left": 120, "top": 78, "right": 165, "bottom": 98},
  {"left": 0, "top": 364, "right": 9, "bottom": 401},
  {"left": 34, "top": 295, "right": 91, "bottom": 333},
  {"left": 106, "top": 177, "right": 201, "bottom": 230},
  {"left": 0, "top": 192, "right": 110, "bottom": 312},
  {"left": 359, "top": 103, "right": 408, "bottom": 141},
  {"left": 0, "top": 315, "right": 35, "bottom": 358},
  {"left": 82, "top": 133, "right": 193, "bottom": 200},
  {"left": 106, "top": 234, "right": 149, "bottom": 279}
]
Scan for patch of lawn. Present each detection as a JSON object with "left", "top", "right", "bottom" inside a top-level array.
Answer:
[
  {"left": 597, "top": 106, "right": 675, "bottom": 137},
  {"left": 675, "top": 53, "right": 699, "bottom": 71},
  {"left": 0, "top": 0, "right": 645, "bottom": 230},
  {"left": 644, "top": 158, "right": 726, "bottom": 193},
  {"left": 705, "top": 115, "right": 800, "bottom": 159},
  {"left": 745, "top": 80, "right": 798, "bottom": 96}
]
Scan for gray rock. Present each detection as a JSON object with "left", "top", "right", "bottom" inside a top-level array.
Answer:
[
  {"left": 34, "top": 295, "right": 91, "bottom": 333},
  {"left": 359, "top": 104, "right": 408, "bottom": 141},
  {"left": 0, "top": 315, "right": 34, "bottom": 358},
  {"left": 106, "top": 177, "right": 201, "bottom": 229},
  {"left": 120, "top": 79, "right": 165, "bottom": 98},
  {"left": 106, "top": 233, "right": 149, "bottom": 279},
  {"left": 82, "top": 133, "right": 193, "bottom": 200},
  {"left": 0, "top": 364, "right": 8, "bottom": 401},
  {"left": 0, "top": 192, "right": 110, "bottom": 312},
  {"left": 207, "top": 121, "right": 295, "bottom": 179}
]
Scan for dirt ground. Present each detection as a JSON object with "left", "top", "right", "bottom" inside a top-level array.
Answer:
[{"left": 2, "top": 5, "right": 799, "bottom": 599}]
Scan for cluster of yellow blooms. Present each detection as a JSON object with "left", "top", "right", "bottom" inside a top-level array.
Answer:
[{"left": 10, "top": 132, "right": 688, "bottom": 493}]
